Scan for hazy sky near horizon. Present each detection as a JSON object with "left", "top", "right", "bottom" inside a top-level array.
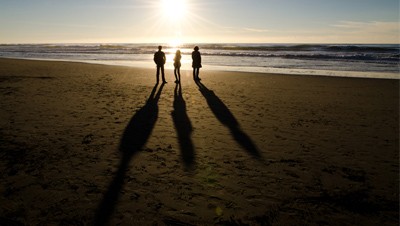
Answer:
[{"left": 0, "top": 0, "right": 399, "bottom": 44}]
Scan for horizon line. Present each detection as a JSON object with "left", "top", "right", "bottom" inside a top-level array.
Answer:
[{"left": 1, "top": 42, "right": 399, "bottom": 45}]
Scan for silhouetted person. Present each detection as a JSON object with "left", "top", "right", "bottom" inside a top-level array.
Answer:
[
  {"left": 192, "top": 46, "right": 202, "bottom": 80},
  {"left": 154, "top": 45, "right": 167, "bottom": 83},
  {"left": 174, "top": 50, "right": 182, "bottom": 83}
]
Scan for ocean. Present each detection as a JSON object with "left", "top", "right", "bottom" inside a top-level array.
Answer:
[{"left": 0, "top": 43, "right": 399, "bottom": 79}]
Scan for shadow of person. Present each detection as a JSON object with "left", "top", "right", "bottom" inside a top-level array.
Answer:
[
  {"left": 195, "top": 80, "right": 261, "bottom": 159},
  {"left": 171, "top": 82, "right": 195, "bottom": 171},
  {"left": 93, "top": 83, "right": 165, "bottom": 226}
]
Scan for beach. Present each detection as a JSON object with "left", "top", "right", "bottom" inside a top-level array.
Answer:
[{"left": 0, "top": 58, "right": 398, "bottom": 225}]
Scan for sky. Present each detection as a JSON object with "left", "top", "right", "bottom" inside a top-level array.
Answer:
[{"left": 0, "top": 0, "right": 399, "bottom": 44}]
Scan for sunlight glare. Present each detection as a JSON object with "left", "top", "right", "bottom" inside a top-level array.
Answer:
[
  {"left": 161, "top": 0, "right": 187, "bottom": 22},
  {"left": 169, "top": 39, "right": 182, "bottom": 48}
]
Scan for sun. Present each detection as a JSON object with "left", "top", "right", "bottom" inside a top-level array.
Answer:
[
  {"left": 161, "top": 0, "right": 187, "bottom": 22},
  {"left": 168, "top": 38, "right": 180, "bottom": 47}
]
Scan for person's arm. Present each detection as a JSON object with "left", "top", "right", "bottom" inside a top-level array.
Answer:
[{"left": 163, "top": 53, "right": 166, "bottom": 64}]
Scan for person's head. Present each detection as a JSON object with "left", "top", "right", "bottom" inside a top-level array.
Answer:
[
  {"left": 176, "top": 50, "right": 181, "bottom": 55},
  {"left": 194, "top": 46, "right": 199, "bottom": 51},
  {"left": 158, "top": 46, "right": 162, "bottom": 51}
]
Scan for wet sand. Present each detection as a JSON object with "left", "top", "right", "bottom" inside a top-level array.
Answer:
[{"left": 0, "top": 58, "right": 398, "bottom": 225}]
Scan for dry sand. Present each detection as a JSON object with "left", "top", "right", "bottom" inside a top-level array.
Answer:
[{"left": 0, "top": 58, "right": 398, "bottom": 225}]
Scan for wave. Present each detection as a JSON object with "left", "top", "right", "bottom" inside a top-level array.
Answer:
[
  {"left": 200, "top": 52, "right": 400, "bottom": 63},
  {"left": 189, "top": 44, "right": 400, "bottom": 53},
  {"left": 325, "top": 45, "right": 399, "bottom": 53},
  {"left": 174, "top": 44, "right": 326, "bottom": 52}
]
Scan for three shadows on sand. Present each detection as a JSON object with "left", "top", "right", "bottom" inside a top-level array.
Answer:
[{"left": 94, "top": 46, "right": 260, "bottom": 226}]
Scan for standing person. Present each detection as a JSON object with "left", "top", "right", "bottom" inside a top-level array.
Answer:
[
  {"left": 192, "top": 46, "right": 202, "bottom": 81},
  {"left": 173, "top": 50, "right": 182, "bottom": 83},
  {"left": 153, "top": 45, "right": 167, "bottom": 83}
]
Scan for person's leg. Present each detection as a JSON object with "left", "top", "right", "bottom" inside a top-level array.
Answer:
[
  {"left": 174, "top": 68, "right": 178, "bottom": 82},
  {"left": 193, "top": 68, "right": 196, "bottom": 80},
  {"left": 161, "top": 66, "right": 166, "bottom": 83},
  {"left": 196, "top": 68, "right": 200, "bottom": 80},
  {"left": 197, "top": 68, "right": 201, "bottom": 80},
  {"left": 177, "top": 67, "right": 181, "bottom": 82},
  {"left": 156, "top": 66, "right": 160, "bottom": 83}
]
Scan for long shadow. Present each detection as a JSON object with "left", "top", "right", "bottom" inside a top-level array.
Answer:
[
  {"left": 171, "top": 82, "right": 195, "bottom": 170},
  {"left": 195, "top": 80, "right": 261, "bottom": 158},
  {"left": 93, "top": 83, "right": 164, "bottom": 226}
]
